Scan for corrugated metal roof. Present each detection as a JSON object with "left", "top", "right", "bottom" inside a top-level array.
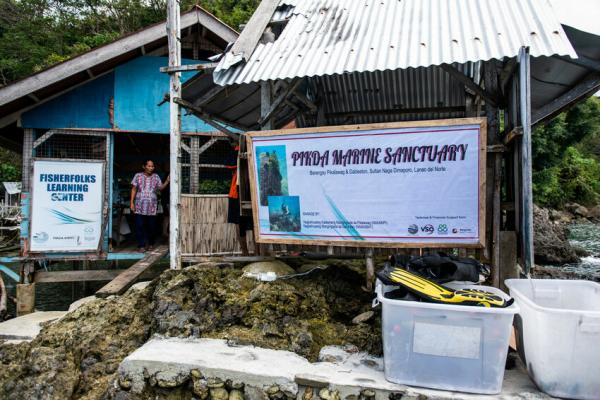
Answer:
[
  {"left": 314, "top": 65, "right": 471, "bottom": 126},
  {"left": 2, "top": 182, "right": 21, "bottom": 195},
  {"left": 214, "top": 0, "right": 577, "bottom": 85}
]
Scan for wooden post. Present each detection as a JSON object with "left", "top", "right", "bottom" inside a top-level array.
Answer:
[
  {"left": 190, "top": 136, "right": 200, "bottom": 194},
  {"left": 365, "top": 248, "right": 374, "bottom": 291},
  {"left": 167, "top": 0, "right": 182, "bottom": 269},
  {"left": 484, "top": 61, "right": 502, "bottom": 287},
  {"left": 519, "top": 47, "right": 534, "bottom": 274},
  {"left": 499, "top": 231, "right": 518, "bottom": 292},
  {"left": 260, "top": 81, "right": 273, "bottom": 256},
  {"left": 0, "top": 273, "right": 7, "bottom": 318},
  {"left": 16, "top": 283, "right": 35, "bottom": 316}
]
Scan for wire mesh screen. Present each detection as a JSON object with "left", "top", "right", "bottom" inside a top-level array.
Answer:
[
  {"left": 198, "top": 167, "right": 233, "bottom": 194},
  {"left": 181, "top": 137, "right": 191, "bottom": 193},
  {"left": 181, "top": 137, "right": 191, "bottom": 164},
  {"left": 181, "top": 135, "right": 236, "bottom": 195},
  {"left": 35, "top": 133, "right": 107, "bottom": 160},
  {"left": 198, "top": 138, "right": 235, "bottom": 195},
  {"left": 199, "top": 138, "right": 236, "bottom": 165}
]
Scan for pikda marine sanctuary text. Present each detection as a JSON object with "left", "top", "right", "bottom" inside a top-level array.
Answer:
[
  {"left": 290, "top": 144, "right": 469, "bottom": 168},
  {"left": 39, "top": 173, "right": 97, "bottom": 201}
]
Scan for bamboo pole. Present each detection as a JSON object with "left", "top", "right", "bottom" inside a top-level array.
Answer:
[{"left": 167, "top": 0, "right": 182, "bottom": 269}]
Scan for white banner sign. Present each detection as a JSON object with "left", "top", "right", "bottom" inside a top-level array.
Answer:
[
  {"left": 30, "top": 160, "right": 104, "bottom": 252},
  {"left": 248, "top": 120, "right": 485, "bottom": 247}
]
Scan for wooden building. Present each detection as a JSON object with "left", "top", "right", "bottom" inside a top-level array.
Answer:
[{"left": 0, "top": 7, "right": 245, "bottom": 297}]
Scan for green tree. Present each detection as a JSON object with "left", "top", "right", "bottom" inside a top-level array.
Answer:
[
  {"left": 0, "top": 0, "right": 260, "bottom": 86},
  {"left": 0, "top": 148, "right": 20, "bottom": 181},
  {"left": 199, "top": 0, "right": 260, "bottom": 30},
  {"left": 532, "top": 97, "right": 600, "bottom": 207}
]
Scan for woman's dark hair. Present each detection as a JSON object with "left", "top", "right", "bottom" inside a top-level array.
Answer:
[{"left": 142, "top": 159, "right": 154, "bottom": 167}]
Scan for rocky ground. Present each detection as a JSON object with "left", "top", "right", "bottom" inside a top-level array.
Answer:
[
  {"left": 0, "top": 259, "right": 381, "bottom": 400},
  {"left": 533, "top": 203, "right": 599, "bottom": 264},
  {"left": 532, "top": 202, "right": 599, "bottom": 280},
  {"left": 1, "top": 204, "right": 597, "bottom": 399}
]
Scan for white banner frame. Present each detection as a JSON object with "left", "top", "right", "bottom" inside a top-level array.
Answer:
[
  {"left": 29, "top": 159, "right": 106, "bottom": 253},
  {"left": 246, "top": 118, "right": 486, "bottom": 248}
]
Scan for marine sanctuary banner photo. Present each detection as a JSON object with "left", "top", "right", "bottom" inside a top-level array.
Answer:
[
  {"left": 247, "top": 119, "right": 486, "bottom": 248},
  {"left": 30, "top": 160, "right": 104, "bottom": 252}
]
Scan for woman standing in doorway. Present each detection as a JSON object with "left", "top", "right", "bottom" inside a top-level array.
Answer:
[{"left": 130, "top": 160, "right": 169, "bottom": 252}]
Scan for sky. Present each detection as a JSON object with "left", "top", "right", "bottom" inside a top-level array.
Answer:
[
  {"left": 549, "top": 0, "right": 600, "bottom": 96},
  {"left": 549, "top": 0, "right": 600, "bottom": 36}
]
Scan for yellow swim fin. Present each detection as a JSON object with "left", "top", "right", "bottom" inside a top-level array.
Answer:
[{"left": 380, "top": 267, "right": 512, "bottom": 308}]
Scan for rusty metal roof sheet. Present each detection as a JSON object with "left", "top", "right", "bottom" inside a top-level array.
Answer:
[{"left": 214, "top": 0, "right": 577, "bottom": 85}]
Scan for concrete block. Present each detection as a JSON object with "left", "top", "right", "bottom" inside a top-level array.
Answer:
[
  {"left": 0, "top": 311, "right": 66, "bottom": 341},
  {"left": 118, "top": 337, "right": 552, "bottom": 400}
]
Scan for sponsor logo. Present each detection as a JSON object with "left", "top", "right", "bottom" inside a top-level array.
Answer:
[
  {"left": 408, "top": 224, "right": 418, "bottom": 234},
  {"left": 84, "top": 226, "right": 94, "bottom": 233},
  {"left": 420, "top": 224, "right": 434, "bottom": 235},
  {"left": 451, "top": 228, "right": 475, "bottom": 234},
  {"left": 437, "top": 224, "right": 448, "bottom": 234},
  {"left": 32, "top": 232, "right": 49, "bottom": 243}
]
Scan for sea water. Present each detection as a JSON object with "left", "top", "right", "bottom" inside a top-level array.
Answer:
[{"left": 561, "top": 223, "right": 600, "bottom": 279}]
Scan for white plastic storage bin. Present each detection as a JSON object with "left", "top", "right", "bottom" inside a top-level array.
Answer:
[
  {"left": 375, "top": 280, "right": 518, "bottom": 394},
  {"left": 505, "top": 279, "right": 600, "bottom": 400}
]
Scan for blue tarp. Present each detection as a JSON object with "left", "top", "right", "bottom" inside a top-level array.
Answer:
[{"left": 114, "top": 57, "right": 212, "bottom": 133}]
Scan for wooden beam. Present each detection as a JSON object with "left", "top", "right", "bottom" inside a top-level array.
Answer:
[
  {"left": 174, "top": 97, "right": 241, "bottom": 141},
  {"left": 556, "top": 55, "right": 600, "bottom": 73},
  {"left": 225, "top": 0, "right": 280, "bottom": 66},
  {"left": 198, "top": 137, "right": 218, "bottom": 155},
  {"left": 198, "top": 163, "right": 228, "bottom": 168},
  {"left": 180, "top": 141, "right": 192, "bottom": 154},
  {"left": 503, "top": 127, "right": 523, "bottom": 145},
  {"left": 441, "top": 64, "right": 498, "bottom": 108},
  {"left": 499, "top": 231, "right": 518, "bottom": 293},
  {"left": 261, "top": 81, "right": 273, "bottom": 131},
  {"left": 258, "top": 79, "right": 303, "bottom": 126},
  {"left": 0, "top": 273, "right": 7, "bottom": 316},
  {"left": 326, "top": 106, "right": 465, "bottom": 119},
  {"left": 169, "top": 92, "right": 249, "bottom": 132},
  {"left": 532, "top": 73, "right": 600, "bottom": 125},
  {"left": 193, "top": 84, "right": 227, "bottom": 107},
  {"left": 95, "top": 245, "right": 168, "bottom": 297},
  {"left": 16, "top": 283, "right": 35, "bottom": 316},
  {"left": 284, "top": 99, "right": 300, "bottom": 112},
  {"left": 33, "top": 130, "right": 56, "bottom": 149},
  {"left": 487, "top": 144, "right": 505, "bottom": 153},
  {"left": 160, "top": 63, "right": 218, "bottom": 73},
  {"left": 34, "top": 267, "right": 164, "bottom": 283},
  {"left": 292, "top": 89, "right": 317, "bottom": 113},
  {"left": 168, "top": 0, "right": 182, "bottom": 271},
  {"left": 500, "top": 57, "right": 518, "bottom": 96}
]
